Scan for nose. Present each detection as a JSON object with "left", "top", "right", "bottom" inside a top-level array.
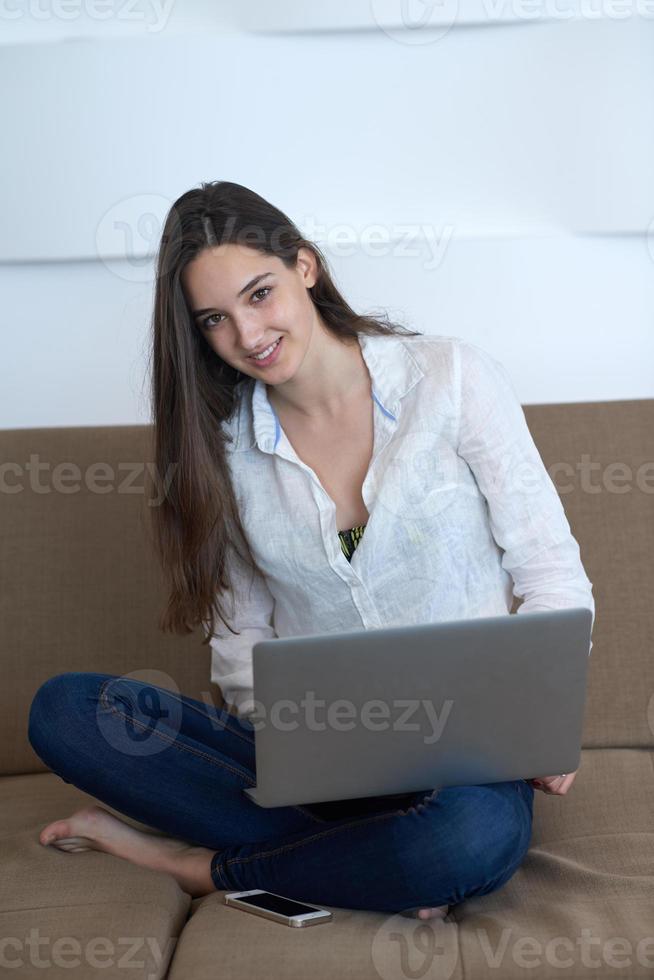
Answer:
[{"left": 233, "top": 319, "right": 267, "bottom": 355}]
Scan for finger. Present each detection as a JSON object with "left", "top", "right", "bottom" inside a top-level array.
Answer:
[
  {"left": 546, "top": 773, "right": 575, "bottom": 795},
  {"left": 558, "top": 772, "right": 576, "bottom": 794},
  {"left": 530, "top": 775, "right": 561, "bottom": 794}
]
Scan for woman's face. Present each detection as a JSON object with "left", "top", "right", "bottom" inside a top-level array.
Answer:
[{"left": 181, "top": 242, "right": 318, "bottom": 381}]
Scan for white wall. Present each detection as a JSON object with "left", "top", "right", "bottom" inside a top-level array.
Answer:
[{"left": 2, "top": 5, "right": 653, "bottom": 428}]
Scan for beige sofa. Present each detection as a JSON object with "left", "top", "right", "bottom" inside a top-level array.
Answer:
[{"left": 2, "top": 399, "right": 653, "bottom": 979}]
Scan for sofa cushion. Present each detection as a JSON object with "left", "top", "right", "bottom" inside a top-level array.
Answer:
[
  {"left": 0, "top": 772, "right": 191, "bottom": 979},
  {"left": 166, "top": 748, "right": 654, "bottom": 980},
  {"left": 454, "top": 746, "right": 654, "bottom": 979}
]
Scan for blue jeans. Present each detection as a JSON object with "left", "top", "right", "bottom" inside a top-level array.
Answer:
[{"left": 27, "top": 671, "right": 534, "bottom": 914}]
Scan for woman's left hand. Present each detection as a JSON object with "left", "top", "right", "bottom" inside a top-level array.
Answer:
[{"left": 528, "top": 769, "right": 578, "bottom": 795}]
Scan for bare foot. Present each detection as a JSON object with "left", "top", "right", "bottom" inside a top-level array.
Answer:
[
  {"left": 39, "top": 805, "right": 216, "bottom": 898},
  {"left": 402, "top": 905, "right": 450, "bottom": 920},
  {"left": 416, "top": 906, "right": 449, "bottom": 920}
]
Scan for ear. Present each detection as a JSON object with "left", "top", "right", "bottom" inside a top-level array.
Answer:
[{"left": 296, "top": 246, "right": 319, "bottom": 289}]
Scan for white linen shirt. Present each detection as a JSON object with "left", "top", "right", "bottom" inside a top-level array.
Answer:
[{"left": 210, "top": 331, "right": 595, "bottom": 719}]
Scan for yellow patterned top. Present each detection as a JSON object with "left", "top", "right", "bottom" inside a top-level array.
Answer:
[{"left": 337, "top": 524, "right": 367, "bottom": 562}]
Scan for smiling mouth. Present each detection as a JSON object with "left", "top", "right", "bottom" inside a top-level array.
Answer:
[{"left": 248, "top": 336, "right": 283, "bottom": 362}]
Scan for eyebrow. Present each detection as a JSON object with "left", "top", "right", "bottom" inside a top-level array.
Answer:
[{"left": 192, "top": 272, "right": 274, "bottom": 320}]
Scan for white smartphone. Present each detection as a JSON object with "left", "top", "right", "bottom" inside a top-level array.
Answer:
[{"left": 224, "top": 889, "right": 333, "bottom": 928}]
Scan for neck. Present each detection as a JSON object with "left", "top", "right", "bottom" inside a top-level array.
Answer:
[{"left": 267, "top": 329, "right": 371, "bottom": 422}]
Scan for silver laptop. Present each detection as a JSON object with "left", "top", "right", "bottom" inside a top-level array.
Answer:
[{"left": 242, "top": 607, "right": 593, "bottom": 808}]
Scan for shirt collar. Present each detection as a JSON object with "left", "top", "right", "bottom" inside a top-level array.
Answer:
[{"left": 227, "top": 331, "right": 425, "bottom": 454}]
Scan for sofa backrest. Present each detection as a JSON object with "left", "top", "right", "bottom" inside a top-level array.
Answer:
[
  {"left": 521, "top": 399, "right": 654, "bottom": 749},
  {"left": 1, "top": 425, "right": 219, "bottom": 776},
  {"left": 2, "top": 402, "right": 653, "bottom": 775}
]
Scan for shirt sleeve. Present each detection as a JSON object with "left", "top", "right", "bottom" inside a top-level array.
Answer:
[
  {"left": 455, "top": 340, "right": 595, "bottom": 654},
  {"left": 208, "top": 541, "right": 276, "bottom": 718}
]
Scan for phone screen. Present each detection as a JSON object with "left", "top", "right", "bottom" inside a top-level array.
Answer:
[{"left": 237, "top": 892, "right": 322, "bottom": 917}]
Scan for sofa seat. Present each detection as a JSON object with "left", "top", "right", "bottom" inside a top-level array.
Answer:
[
  {"left": 0, "top": 773, "right": 191, "bottom": 980},
  {"left": 170, "top": 747, "right": 654, "bottom": 979},
  {"left": 5, "top": 748, "right": 649, "bottom": 980}
]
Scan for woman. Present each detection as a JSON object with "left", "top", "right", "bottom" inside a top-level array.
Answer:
[{"left": 28, "top": 181, "right": 594, "bottom": 918}]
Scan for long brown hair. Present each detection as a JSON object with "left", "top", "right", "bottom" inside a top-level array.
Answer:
[{"left": 146, "top": 180, "right": 422, "bottom": 644}]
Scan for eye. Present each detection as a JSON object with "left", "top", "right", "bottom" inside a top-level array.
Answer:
[
  {"left": 201, "top": 286, "right": 273, "bottom": 330},
  {"left": 252, "top": 286, "right": 272, "bottom": 304}
]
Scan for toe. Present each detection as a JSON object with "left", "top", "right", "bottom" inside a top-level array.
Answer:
[
  {"left": 417, "top": 906, "right": 449, "bottom": 920},
  {"left": 40, "top": 822, "right": 68, "bottom": 846},
  {"left": 39, "top": 805, "right": 103, "bottom": 846},
  {"left": 401, "top": 906, "right": 449, "bottom": 920}
]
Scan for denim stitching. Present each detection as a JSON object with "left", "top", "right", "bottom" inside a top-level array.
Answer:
[
  {"left": 220, "top": 783, "right": 524, "bottom": 880},
  {"left": 99, "top": 677, "right": 255, "bottom": 746},
  {"left": 211, "top": 852, "right": 229, "bottom": 888},
  {"left": 222, "top": 806, "right": 417, "bottom": 872},
  {"left": 214, "top": 851, "right": 227, "bottom": 888},
  {"left": 98, "top": 679, "right": 249, "bottom": 780},
  {"left": 97, "top": 677, "right": 324, "bottom": 825},
  {"left": 166, "top": 693, "right": 255, "bottom": 746}
]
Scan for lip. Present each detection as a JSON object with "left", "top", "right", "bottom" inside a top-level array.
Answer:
[{"left": 248, "top": 336, "right": 283, "bottom": 367}]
